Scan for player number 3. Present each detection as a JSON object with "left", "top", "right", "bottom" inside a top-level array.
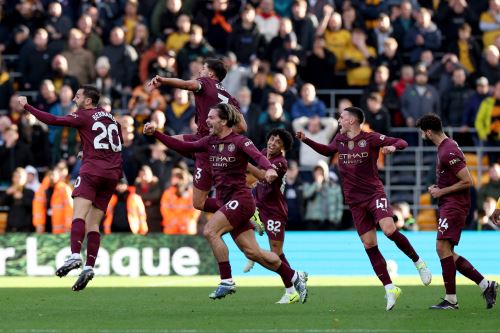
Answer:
[{"left": 92, "top": 121, "right": 122, "bottom": 152}]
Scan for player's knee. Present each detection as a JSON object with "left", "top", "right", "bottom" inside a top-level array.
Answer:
[
  {"left": 243, "top": 247, "right": 260, "bottom": 261},
  {"left": 363, "top": 240, "right": 377, "bottom": 249},
  {"left": 202, "top": 226, "right": 215, "bottom": 240},
  {"left": 192, "top": 197, "right": 206, "bottom": 211}
]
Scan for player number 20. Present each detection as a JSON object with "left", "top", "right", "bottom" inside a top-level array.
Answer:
[
  {"left": 375, "top": 198, "right": 388, "bottom": 209},
  {"left": 266, "top": 219, "right": 281, "bottom": 233},
  {"left": 93, "top": 121, "right": 122, "bottom": 152}
]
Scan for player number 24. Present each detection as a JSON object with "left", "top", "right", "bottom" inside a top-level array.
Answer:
[{"left": 93, "top": 121, "right": 122, "bottom": 152}]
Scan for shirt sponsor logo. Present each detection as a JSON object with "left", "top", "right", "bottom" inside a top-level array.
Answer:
[
  {"left": 358, "top": 139, "right": 367, "bottom": 148},
  {"left": 228, "top": 143, "right": 235, "bottom": 152},
  {"left": 348, "top": 141, "right": 354, "bottom": 150},
  {"left": 338, "top": 152, "right": 369, "bottom": 160}
]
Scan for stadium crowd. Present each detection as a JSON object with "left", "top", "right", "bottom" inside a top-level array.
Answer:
[{"left": 0, "top": 0, "right": 499, "bottom": 233}]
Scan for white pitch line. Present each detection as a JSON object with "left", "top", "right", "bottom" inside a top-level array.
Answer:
[{"left": 4, "top": 329, "right": 500, "bottom": 333}]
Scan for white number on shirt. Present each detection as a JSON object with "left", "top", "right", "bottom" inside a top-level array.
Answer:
[
  {"left": 438, "top": 218, "right": 449, "bottom": 231},
  {"left": 266, "top": 219, "right": 282, "bottom": 233},
  {"left": 226, "top": 200, "right": 239, "bottom": 210},
  {"left": 92, "top": 121, "right": 122, "bottom": 152},
  {"left": 218, "top": 93, "right": 229, "bottom": 104},
  {"left": 375, "top": 198, "right": 388, "bottom": 209}
]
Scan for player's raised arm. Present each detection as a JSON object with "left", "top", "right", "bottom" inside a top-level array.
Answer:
[
  {"left": 240, "top": 138, "right": 277, "bottom": 183},
  {"left": 19, "top": 97, "right": 82, "bottom": 127},
  {"left": 146, "top": 75, "right": 201, "bottom": 92},
  {"left": 296, "top": 131, "right": 338, "bottom": 156},
  {"left": 369, "top": 132, "right": 408, "bottom": 154},
  {"left": 143, "top": 122, "right": 206, "bottom": 155}
]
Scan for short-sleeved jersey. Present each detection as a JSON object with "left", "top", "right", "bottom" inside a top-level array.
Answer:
[
  {"left": 25, "top": 105, "right": 123, "bottom": 180},
  {"left": 194, "top": 77, "right": 240, "bottom": 137},
  {"left": 436, "top": 138, "right": 470, "bottom": 212},
  {"left": 305, "top": 131, "right": 407, "bottom": 205},
  {"left": 255, "top": 149, "right": 288, "bottom": 220},
  {"left": 154, "top": 131, "right": 272, "bottom": 204}
]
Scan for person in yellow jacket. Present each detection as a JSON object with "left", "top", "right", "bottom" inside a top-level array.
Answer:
[
  {"left": 344, "top": 28, "right": 377, "bottom": 87},
  {"left": 32, "top": 167, "right": 73, "bottom": 234},
  {"left": 161, "top": 167, "right": 200, "bottom": 235},
  {"left": 491, "top": 196, "right": 500, "bottom": 225},
  {"left": 475, "top": 81, "right": 500, "bottom": 164},
  {"left": 103, "top": 179, "right": 148, "bottom": 235}
]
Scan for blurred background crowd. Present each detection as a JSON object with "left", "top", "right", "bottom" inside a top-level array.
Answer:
[{"left": 0, "top": 0, "right": 499, "bottom": 234}]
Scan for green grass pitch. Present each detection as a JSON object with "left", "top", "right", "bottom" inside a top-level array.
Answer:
[{"left": 0, "top": 276, "right": 499, "bottom": 333}]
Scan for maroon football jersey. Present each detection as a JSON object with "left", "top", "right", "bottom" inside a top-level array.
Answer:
[
  {"left": 25, "top": 104, "right": 123, "bottom": 180},
  {"left": 154, "top": 131, "right": 272, "bottom": 203},
  {"left": 436, "top": 138, "right": 470, "bottom": 212},
  {"left": 255, "top": 149, "right": 288, "bottom": 220},
  {"left": 194, "top": 77, "right": 240, "bottom": 137},
  {"left": 304, "top": 131, "right": 407, "bottom": 205}
]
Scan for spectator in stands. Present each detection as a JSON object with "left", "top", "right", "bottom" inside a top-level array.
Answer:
[
  {"left": 301, "top": 36, "right": 336, "bottom": 89},
  {"left": 461, "top": 76, "right": 491, "bottom": 143},
  {"left": 478, "top": 163, "right": 500, "bottom": 213},
  {"left": 255, "top": 95, "right": 294, "bottom": 150},
  {"left": 376, "top": 37, "right": 402, "bottom": 81},
  {"left": 0, "top": 56, "right": 14, "bottom": 111},
  {"left": 165, "top": 88, "right": 195, "bottom": 135},
  {"left": 284, "top": 160, "right": 305, "bottom": 230},
  {"left": 291, "top": 0, "right": 318, "bottom": 52},
  {"left": 435, "top": 0, "right": 476, "bottom": 50},
  {"left": 478, "top": 196, "right": 500, "bottom": 230},
  {"left": 392, "top": 201, "right": 418, "bottom": 231},
  {"left": 271, "top": 32, "right": 306, "bottom": 71},
  {"left": 3, "top": 24, "right": 33, "bottom": 59},
  {"left": 359, "top": 0, "right": 389, "bottom": 31},
  {"left": 9, "top": 2, "right": 43, "bottom": 40},
  {"left": 480, "top": 0, "right": 500, "bottom": 47},
  {"left": 292, "top": 115, "right": 337, "bottom": 167},
  {"left": 222, "top": 52, "right": 252, "bottom": 97},
  {"left": 448, "top": 23, "right": 481, "bottom": 76},
  {"left": 267, "top": 17, "right": 294, "bottom": 61},
  {"left": 176, "top": 25, "right": 214, "bottom": 79},
  {"left": 480, "top": 45, "right": 500, "bottom": 85},
  {"left": 317, "top": 10, "right": 350, "bottom": 72},
  {"left": 119, "top": 115, "right": 142, "bottom": 183},
  {"left": 291, "top": 83, "right": 327, "bottom": 119},
  {"left": 392, "top": 0, "right": 415, "bottom": 50},
  {"left": 429, "top": 53, "right": 463, "bottom": 96},
  {"left": 370, "top": 13, "right": 393, "bottom": 55},
  {"left": 17, "top": 109, "right": 50, "bottom": 169},
  {"left": 117, "top": 0, "right": 145, "bottom": 45},
  {"left": 32, "top": 167, "right": 73, "bottom": 234},
  {"left": 342, "top": 5, "right": 363, "bottom": 32},
  {"left": 282, "top": 61, "right": 304, "bottom": 93},
  {"left": 62, "top": 28, "right": 95, "bottom": 86},
  {"left": 103, "top": 178, "right": 148, "bottom": 235},
  {"left": 149, "top": 51, "right": 178, "bottom": 96},
  {"left": 303, "top": 160, "right": 343, "bottom": 230},
  {"left": 441, "top": 67, "right": 474, "bottom": 130},
  {"left": 148, "top": 141, "right": 176, "bottom": 189},
  {"left": 364, "top": 92, "right": 391, "bottom": 135},
  {"left": 24, "top": 165, "right": 40, "bottom": 192},
  {"left": 102, "top": 27, "right": 137, "bottom": 99},
  {"left": 130, "top": 23, "right": 150, "bottom": 55},
  {"left": 161, "top": 167, "right": 200, "bottom": 235},
  {"left": 361, "top": 65, "right": 400, "bottom": 119},
  {"left": 393, "top": 64, "right": 414, "bottom": 100},
  {"left": 404, "top": 8, "right": 442, "bottom": 64},
  {"left": 475, "top": 80, "right": 500, "bottom": 164},
  {"left": 45, "top": 54, "right": 79, "bottom": 95},
  {"left": 134, "top": 165, "right": 162, "bottom": 233},
  {"left": 128, "top": 83, "right": 166, "bottom": 133},
  {"left": 139, "top": 38, "right": 169, "bottom": 83},
  {"left": 19, "top": 28, "right": 53, "bottom": 90},
  {"left": 0, "top": 167, "right": 34, "bottom": 232},
  {"left": 151, "top": 0, "right": 183, "bottom": 38},
  {"left": 0, "top": 124, "right": 33, "bottom": 184},
  {"left": 344, "top": 28, "right": 377, "bottom": 87},
  {"left": 94, "top": 56, "right": 115, "bottom": 103},
  {"left": 77, "top": 14, "right": 103, "bottom": 61},
  {"left": 262, "top": 72, "right": 298, "bottom": 114},
  {"left": 44, "top": 1, "right": 72, "bottom": 53},
  {"left": 237, "top": 86, "right": 261, "bottom": 143},
  {"left": 401, "top": 66, "right": 440, "bottom": 128},
  {"left": 166, "top": 14, "right": 191, "bottom": 53},
  {"left": 254, "top": 0, "right": 280, "bottom": 43},
  {"left": 228, "top": 4, "right": 265, "bottom": 65}
]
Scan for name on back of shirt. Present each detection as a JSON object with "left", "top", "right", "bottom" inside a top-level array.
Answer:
[{"left": 92, "top": 111, "right": 117, "bottom": 123}]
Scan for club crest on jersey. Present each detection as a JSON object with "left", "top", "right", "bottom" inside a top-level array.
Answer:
[
  {"left": 228, "top": 143, "right": 235, "bottom": 152},
  {"left": 348, "top": 141, "right": 354, "bottom": 150},
  {"left": 218, "top": 143, "right": 224, "bottom": 152},
  {"left": 380, "top": 135, "right": 386, "bottom": 140},
  {"left": 358, "top": 139, "right": 367, "bottom": 148}
]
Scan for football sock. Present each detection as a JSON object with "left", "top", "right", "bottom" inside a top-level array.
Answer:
[
  {"left": 479, "top": 279, "right": 490, "bottom": 292},
  {"left": 445, "top": 294, "right": 457, "bottom": 304},
  {"left": 387, "top": 230, "right": 419, "bottom": 262},
  {"left": 455, "top": 256, "right": 484, "bottom": 285},
  {"left": 276, "top": 262, "right": 294, "bottom": 288},
  {"left": 285, "top": 286, "right": 296, "bottom": 294},
  {"left": 440, "top": 256, "right": 457, "bottom": 295},
  {"left": 279, "top": 253, "right": 290, "bottom": 267},
  {"left": 384, "top": 283, "right": 396, "bottom": 291},
  {"left": 70, "top": 218, "right": 86, "bottom": 254},
  {"left": 85, "top": 231, "right": 100, "bottom": 267},
  {"left": 366, "top": 246, "right": 392, "bottom": 286},
  {"left": 218, "top": 261, "right": 232, "bottom": 280},
  {"left": 203, "top": 198, "right": 221, "bottom": 213}
]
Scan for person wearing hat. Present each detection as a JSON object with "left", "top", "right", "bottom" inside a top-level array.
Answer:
[{"left": 297, "top": 106, "right": 432, "bottom": 311}]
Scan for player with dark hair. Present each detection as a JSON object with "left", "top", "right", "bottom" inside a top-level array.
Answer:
[
  {"left": 416, "top": 113, "right": 498, "bottom": 310},
  {"left": 18, "top": 85, "right": 123, "bottom": 291},
  {"left": 143, "top": 103, "right": 308, "bottom": 303},
  {"left": 243, "top": 128, "right": 300, "bottom": 303},
  {"left": 297, "top": 106, "right": 431, "bottom": 311}
]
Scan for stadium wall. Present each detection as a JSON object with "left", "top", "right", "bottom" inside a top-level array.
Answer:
[{"left": 0, "top": 232, "right": 498, "bottom": 276}]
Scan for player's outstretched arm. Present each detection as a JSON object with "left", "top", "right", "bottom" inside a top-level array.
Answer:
[
  {"left": 146, "top": 75, "right": 201, "bottom": 92},
  {"left": 296, "top": 131, "right": 338, "bottom": 156},
  {"left": 18, "top": 97, "right": 81, "bottom": 127},
  {"left": 247, "top": 163, "right": 266, "bottom": 182},
  {"left": 241, "top": 140, "right": 277, "bottom": 183},
  {"left": 143, "top": 122, "right": 206, "bottom": 155}
]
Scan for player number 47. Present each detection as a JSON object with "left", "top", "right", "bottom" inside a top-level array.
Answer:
[{"left": 375, "top": 198, "right": 388, "bottom": 209}]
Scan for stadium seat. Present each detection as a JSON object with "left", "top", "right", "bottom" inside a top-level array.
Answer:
[{"left": 416, "top": 193, "right": 437, "bottom": 231}]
